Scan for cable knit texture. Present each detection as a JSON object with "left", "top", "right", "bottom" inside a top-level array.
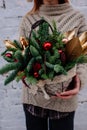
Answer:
[{"left": 19, "top": 3, "right": 87, "bottom": 112}]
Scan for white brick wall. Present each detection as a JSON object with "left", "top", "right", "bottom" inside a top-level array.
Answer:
[
  {"left": 0, "top": 1, "right": 33, "bottom": 130},
  {"left": 0, "top": 0, "right": 87, "bottom": 130},
  {"left": 71, "top": 0, "right": 87, "bottom": 6}
]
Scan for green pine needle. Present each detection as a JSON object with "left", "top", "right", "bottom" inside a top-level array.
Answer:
[
  {"left": 1, "top": 48, "right": 17, "bottom": 56},
  {"left": 3, "top": 56, "right": 14, "bottom": 62},
  {"left": 1, "top": 19, "right": 87, "bottom": 85},
  {"left": 14, "top": 50, "right": 24, "bottom": 64},
  {"left": 26, "top": 76, "right": 37, "bottom": 85},
  {"left": 54, "top": 64, "right": 67, "bottom": 75},
  {"left": 76, "top": 55, "right": 87, "bottom": 63},
  {"left": 4, "top": 69, "right": 19, "bottom": 85},
  {"left": 0, "top": 63, "right": 21, "bottom": 74},
  {"left": 13, "top": 40, "right": 22, "bottom": 49},
  {"left": 16, "top": 71, "right": 25, "bottom": 82}
]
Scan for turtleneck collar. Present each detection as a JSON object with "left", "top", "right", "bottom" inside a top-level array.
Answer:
[{"left": 39, "top": 3, "right": 73, "bottom": 16}]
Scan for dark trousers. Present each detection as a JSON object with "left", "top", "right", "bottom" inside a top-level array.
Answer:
[{"left": 23, "top": 104, "right": 75, "bottom": 130}]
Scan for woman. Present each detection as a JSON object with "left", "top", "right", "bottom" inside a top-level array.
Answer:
[{"left": 19, "top": 0, "right": 87, "bottom": 130}]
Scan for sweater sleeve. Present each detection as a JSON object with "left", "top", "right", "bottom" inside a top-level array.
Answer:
[
  {"left": 77, "top": 14, "right": 87, "bottom": 89},
  {"left": 19, "top": 16, "right": 31, "bottom": 38},
  {"left": 78, "top": 14, "right": 87, "bottom": 36}
]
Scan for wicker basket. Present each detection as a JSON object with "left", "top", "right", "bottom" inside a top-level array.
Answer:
[{"left": 26, "top": 65, "right": 77, "bottom": 99}]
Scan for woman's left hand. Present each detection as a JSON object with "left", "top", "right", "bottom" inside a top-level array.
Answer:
[{"left": 52, "top": 75, "right": 81, "bottom": 99}]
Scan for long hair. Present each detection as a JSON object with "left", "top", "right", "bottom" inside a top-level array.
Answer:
[{"left": 29, "top": 0, "right": 69, "bottom": 14}]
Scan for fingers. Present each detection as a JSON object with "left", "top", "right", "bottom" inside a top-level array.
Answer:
[
  {"left": 51, "top": 75, "right": 81, "bottom": 100},
  {"left": 52, "top": 89, "right": 78, "bottom": 99},
  {"left": 51, "top": 92, "right": 73, "bottom": 99},
  {"left": 51, "top": 88, "right": 78, "bottom": 100},
  {"left": 51, "top": 89, "right": 78, "bottom": 99},
  {"left": 60, "top": 87, "right": 79, "bottom": 96},
  {"left": 62, "top": 38, "right": 68, "bottom": 44},
  {"left": 56, "top": 93, "right": 73, "bottom": 99}
]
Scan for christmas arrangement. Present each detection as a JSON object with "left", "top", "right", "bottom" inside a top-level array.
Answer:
[{"left": 0, "top": 19, "right": 87, "bottom": 99}]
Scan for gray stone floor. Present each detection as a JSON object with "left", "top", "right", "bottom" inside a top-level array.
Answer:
[{"left": 0, "top": 0, "right": 87, "bottom": 130}]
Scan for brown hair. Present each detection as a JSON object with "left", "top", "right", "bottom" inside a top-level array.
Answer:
[{"left": 29, "top": 0, "right": 69, "bottom": 14}]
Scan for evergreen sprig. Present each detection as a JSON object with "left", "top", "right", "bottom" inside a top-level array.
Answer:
[
  {"left": 4, "top": 69, "right": 20, "bottom": 85},
  {"left": 0, "top": 19, "right": 87, "bottom": 85},
  {"left": 0, "top": 63, "right": 21, "bottom": 74}
]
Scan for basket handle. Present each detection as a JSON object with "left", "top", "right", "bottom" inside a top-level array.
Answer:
[{"left": 29, "top": 19, "right": 53, "bottom": 41}]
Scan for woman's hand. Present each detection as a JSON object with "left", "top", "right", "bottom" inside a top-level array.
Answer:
[
  {"left": 52, "top": 75, "right": 81, "bottom": 99},
  {"left": 62, "top": 38, "right": 68, "bottom": 44},
  {"left": 51, "top": 38, "right": 80, "bottom": 99}
]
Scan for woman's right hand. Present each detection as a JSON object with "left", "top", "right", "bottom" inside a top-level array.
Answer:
[{"left": 51, "top": 75, "right": 81, "bottom": 99}]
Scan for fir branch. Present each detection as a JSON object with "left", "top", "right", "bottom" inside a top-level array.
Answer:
[
  {"left": 54, "top": 64, "right": 67, "bottom": 75},
  {"left": 30, "top": 45, "right": 40, "bottom": 57},
  {"left": 26, "top": 76, "right": 37, "bottom": 85},
  {"left": 35, "top": 56, "right": 42, "bottom": 62},
  {"left": 27, "top": 58, "right": 35, "bottom": 72},
  {"left": 0, "top": 63, "right": 21, "bottom": 74},
  {"left": 32, "top": 30, "right": 37, "bottom": 39},
  {"left": 39, "top": 68, "right": 44, "bottom": 75},
  {"left": 41, "top": 74, "right": 48, "bottom": 80},
  {"left": 45, "top": 62, "right": 54, "bottom": 69},
  {"left": 16, "top": 71, "right": 25, "bottom": 82},
  {"left": 76, "top": 55, "right": 87, "bottom": 63},
  {"left": 4, "top": 69, "right": 20, "bottom": 85},
  {"left": 65, "top": 55, "right": 87, "bottom": 71},
  {"left": 52, "top": 20, "right": 58, "bottom": 34},
  {"left": 14, "top": 50, "right": 24, "bottom": 64},
  {"left": 23, "top": 46, "right": 30, "bottom": 64},
  {"left": 13, "top": 40, "right": 22, "bottom": 49},
  {"left": 3, "top": 56, "right": 15, "bottom": 62},
  {"left": 65, "top": 61, "right": 77, "bottom": 71},
  {"left": 30, "top": 37, "right": 40, "bottom": 50},
  {"left": 52, "top": 20, "right": 60, "bottom": 39},
  {"left": 1, "top": 19, "right": 86, "bottom": 85},
  {"left": 48, "top": 71, "right": 54, "bottom": 79},
  {"left": 1, "top": 48, "right": 17, "bottom": 56},
  {"left": 38, "top": 22, "right": 50, "bottom": 43}
]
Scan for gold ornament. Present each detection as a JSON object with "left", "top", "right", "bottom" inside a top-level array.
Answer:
[
  {"left": 79, "top": 32, "right": 87, "bottom": 52},
  {"left": 20, "top": 37, "right": 29, "bottom": 50},
  {"left": 4, "top": 40, "right": 16, "bottom": 49},
  {"left": 65, "top": 30, "right": 87, "bottom": 60},
  {"left": 79, "top": 32, "right": 87, "bottom": 45},
  {"left": 64, "top": 29, "right": 76, "bottom": 41},
  {"left": 65, "top": 37, "right": 83, "bottom": 61}
]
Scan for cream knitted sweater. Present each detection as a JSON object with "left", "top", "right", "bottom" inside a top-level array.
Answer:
[{"left": 19, "top": 3, "right": 87, "bottom": 112}]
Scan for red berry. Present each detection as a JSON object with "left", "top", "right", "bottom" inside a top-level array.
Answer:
[
  {"left": 5, "top": 53, "right": 12, "bottom": 58},
  {"left": 14, "top": 59, "right": 18, "bottom": 62},
  {"left": 33, "top": 63, "right": 41, "bottom": 72},
  {"left": 43, "top": 42, "right": 52, "bottom": 51},
  {"left": 58, "top": 50, "right": 63, "bottom": 53},
  {"left": 34, "top": 72, "right": 39, "bottom": 78}
]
